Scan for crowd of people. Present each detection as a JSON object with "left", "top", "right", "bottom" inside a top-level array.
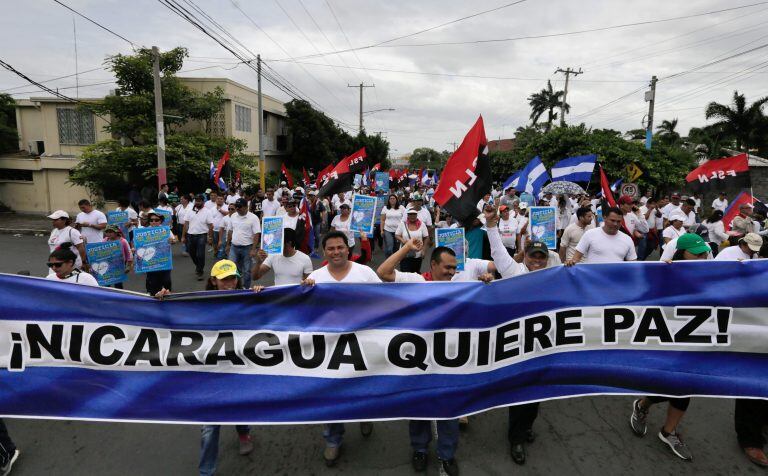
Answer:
[{"left": 4, "top": 179, "right": 764, "bottom": 476}]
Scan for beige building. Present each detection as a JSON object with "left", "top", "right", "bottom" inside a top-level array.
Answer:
[{"left": 0, "top": 77, "right": 289, "bottom": 215}]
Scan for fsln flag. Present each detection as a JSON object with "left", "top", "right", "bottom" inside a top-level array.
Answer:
[
  {"left": 280, "top": 164, "right": 294, "bottom": 189},
  {"left": 315, "top": 164, "right": 334, "bottom": 189},
  {"left": 685, "top": 153, "right": 750, "bottom": 191},
  {"left": 302, "top": 167, "right": 311, "bottom": 187},
  {"left": 433, "top": 116, "right": 491, "bottom": 224},
  {"left": 502, "top": 171, "right": 520, "bottom": 191},
  {"left": 516, "top": 156, "right": 550, "bottom": 197},
  {"left": 318, "top": 148, "right": 368, "bottom": 197},
  {"left": 213, "top": 149, "right": 230, "bottom": 189},
  {"left": 209, "top": 161, "right": 227, "bottom": 191},
  {"left": 599, "top": 165, "right": 617, "bottom": 207},
  {"left": 550, "top": 154, "right": 597, "bottom": 182},
  {"left": 297, "top": 197, "right": 315, "bottom": 254},
  {"left": 371, "top": 163, "right": 381, "bottom": 171}
]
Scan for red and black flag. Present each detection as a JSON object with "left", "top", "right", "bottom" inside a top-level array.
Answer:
[
  {"left": 213, "top": 149, "right": 230, "bottom": 189},
  {"left": 318, "top": 148, "right": 368, "bottom": 197},
  {"left": 302, "top": 167, "right": 311, "bottom": 187},
  {"left": 372, "top": 163, "right": 381, "bottom": 172},
  {"left": 685, "top": 153, "right": 750, "bottom": 191},
  {"left": 316, "top": 164, "right": 334, "bottom": 189},
  {"left": 433, "top": 116, "right": 491, "bottom": 225},
  {"left": 599, "top": 165, "right": 617, "bottom": 208},
  {"left": 280, "top": 163, "right": 294, "bottom": 189}
]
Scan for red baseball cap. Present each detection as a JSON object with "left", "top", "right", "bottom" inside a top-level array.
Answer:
[{"left": 618, "top": 195, "right": 634, "bottom": 205}]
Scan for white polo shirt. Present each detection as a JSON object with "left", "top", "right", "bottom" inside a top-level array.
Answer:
[
  {"left": 184, "top": 207, "right": 213, "bottom": 235},
  {"left": 229, "top": 211, "right": 261, "bottom": 246}
]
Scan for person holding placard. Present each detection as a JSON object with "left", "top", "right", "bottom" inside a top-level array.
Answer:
[
  {"left": 138, "top": 211, "right": 176, "bottom": 295},
  {"left": 226, "top": 198, "right": 261, "bottom": 289},
  {"left": 331, "top": 203, "right": 355, "bottom": 250},
  {"left": 101, "top": 225, "right": 132, "bottom": 289},
  {"left": 252, "top": 228, "right": 313, "bottom": 286}
]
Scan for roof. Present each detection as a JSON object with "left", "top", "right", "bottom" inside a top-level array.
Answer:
[
  {"left": 722, "top": 149, "right": 768, "bottom": 167},
  {"left": 177, "top": 77, "right": 283, "bottom": 105}
]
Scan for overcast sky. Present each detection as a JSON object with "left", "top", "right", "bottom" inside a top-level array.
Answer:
[{"left": 2, "top": 0, "right": 767, "bottom": 158}]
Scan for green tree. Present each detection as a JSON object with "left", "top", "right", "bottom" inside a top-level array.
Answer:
[
  {"left": 528, "top": 81, "right": 568, "bottom": 132},
  {"left": 656, "top": 118, "right": 681, "bottom": 144},
  {"left": 408, "top": 147, "right": 446, "bottom": 169},
  {"left": 0, "top": 93, "right": 18, "bottom": 153},
  {"left": 705, "top": 90, "right": 768, "bottom": 153},
  {"left": 685, "top": 124, "right": 728, "bottom": 159},
  {"left": 70, "top": 47, "right": 253, "bottom": 199}
]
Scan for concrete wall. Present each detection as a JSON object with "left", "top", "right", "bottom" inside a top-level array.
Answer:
[{"left": 0, "top": 155, "right": 90, "bottom": 215}]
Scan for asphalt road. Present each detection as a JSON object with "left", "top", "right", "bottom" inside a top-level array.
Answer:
[{"left": 0, "top": 234, "right": 763, "bottom": 475}]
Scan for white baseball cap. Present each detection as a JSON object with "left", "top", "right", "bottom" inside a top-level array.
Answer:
[
  {"left": 47, "top": 210, "right": 69, "bottom": 220},
  {"left": 668, "top": 210, "right": 686, "bottom": 222}
]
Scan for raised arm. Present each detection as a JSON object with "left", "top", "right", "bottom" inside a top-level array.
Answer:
[{"left": 377, "top": 238, "right": 422, "bottom": 282}]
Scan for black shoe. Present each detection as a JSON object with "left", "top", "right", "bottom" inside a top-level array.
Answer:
[
  {"left": 511, "top": 443, "right": 526, "bottom": 465},
  {"left": 411, "top": 451, "right": 427, "bottom": 472},
  {"left": 440, "top": 458, "right": 459, "bottom": 476},
  {"left": 196, "top": 272, "right": 204, "bottom": 281},
  {"left": 526, "top": 429, "right": 536, "bottom": 443},
  {"left": 359, "top": 421, "right": 373, "bottom": 437}
]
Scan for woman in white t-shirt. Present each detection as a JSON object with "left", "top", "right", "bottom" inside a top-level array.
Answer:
[
  {"left": 47, "top": 210, "right": 87, "bottom": 271},
  {"left": 45, "top": 244, "right": 98, "bottom": 286},
  {"left": 497, "top": 205, "right": 519, "bottom": 256},
  {"left": 702, "top": 209, "right": 728, "bottom": 254},
  {"left": 380, "top": 194, "right": 405, "bottom": 257},
  {"left": 330, "top": 203, "right": 355, "bottom": 249},
  {"left": 662, "top": 212, "right": 686, "bottom": 245},
  {"left": 395, "top": 209, "right": 429, "bottom": 273}
]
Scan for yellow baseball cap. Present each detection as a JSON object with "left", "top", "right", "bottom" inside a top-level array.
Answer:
[{"left": 210, "top": 260, "right": 240, "bottom": 279}]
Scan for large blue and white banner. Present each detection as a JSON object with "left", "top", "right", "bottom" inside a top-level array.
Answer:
[{"left": 1, "top": 261, "right": 768, "bottom": 424}]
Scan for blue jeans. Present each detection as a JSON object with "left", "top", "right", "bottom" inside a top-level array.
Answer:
[
  {"left": 212, "top": 230, "right": 226, "bottom": 259},
  {"left": 323, "top": 423, "right": 345, "bottom": 448},
  {"left": 199, "top": 425, "right": 250, "bottom": 476},
  {"left": 383, "top": 230, "right": 399, "bottom": 257},
  {"left": 228, "top": 245, "right": 253, "bottom": 288},
  {"left": 188, "top": 233, "right": 208, "bottom": 275},
  {"left": 409, "top": 420, "right": 459, "bottom": 460}
]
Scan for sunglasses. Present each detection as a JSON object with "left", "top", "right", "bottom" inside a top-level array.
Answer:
[
  {"left": 46, "top": 262, "right": 65, "bottom": 268},
  {"left": 150, "top": 219, "right": 163, "bottom": 223}
]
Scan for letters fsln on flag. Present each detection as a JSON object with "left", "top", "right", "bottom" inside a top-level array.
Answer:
[
  {"left": 433, "top": 116, "right": 491, "bottom": 224},
  {"left": 685, "top": 153, "right": 750, "bottom": 192},
  {"left": 318, "top": 147, "right": 368, "bottom": 197}
]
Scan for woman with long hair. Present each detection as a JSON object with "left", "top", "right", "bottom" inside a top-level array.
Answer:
[
  {"left": 380, "top": 194, "right": 404, "bottom": 257},
  {"left": 703, "top": 209, "right": 728, "bottom": 256}
]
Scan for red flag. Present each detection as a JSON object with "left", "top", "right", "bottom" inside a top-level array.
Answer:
[
  {"left": 372, "top": 163, "right": 381, "bottom": 171},
  {"left": 316, "top": 164, "right": 334, "bottom": 188},
  {"left": 280, "top": 163, "right": 294, "bottom": 189},
  {"left": 723, "top": 191, "right": 756, "bottom": 232},
  {"left": 599, "top": 165, "right": 617, "bottom": 208},
  {"left": 302, "top": 167, "right": 311, "bottom": 187},
  {"left": 417, "top": 167, "right": 423, "bottom": 185},
  {"left": 318, "top": 148, "right": 368, "bottom": 197},
  {"left": 433, "top": 116, "right": 491, "bottom": 224},
  {"left": 213, "top": 149, "right": 230, "bottom": 186},
  {"left": 685, "top": 153, "right": 750, "bottom": 191}
]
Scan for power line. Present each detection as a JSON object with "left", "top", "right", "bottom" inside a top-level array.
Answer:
[
  {"left": 52, "top": 0, "right": 137, "bottom": 47},
  {"left": 284, "top": 1, "right": 768, "bottom": 60},
  {"left": 8, "top": 79, "right": 116, "bottom": 96},
  {"left": 0, "top": 66, "right": 105, "bottom": 92}
]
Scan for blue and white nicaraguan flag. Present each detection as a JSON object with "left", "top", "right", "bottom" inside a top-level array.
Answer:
[
  {"left": 517, "top": 156, "right": 550, "bottom": 197},
  {"left": 502, "top": 171, "right": 520, "bottom": 191},
  {"left": 1, "top": 261, "right": 768, "bottom": 424},
  {"left": 550, "top": 154, "right": 597, "bottom": 182}
]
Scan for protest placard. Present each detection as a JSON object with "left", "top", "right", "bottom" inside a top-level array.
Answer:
[
  {"left": 374, "top": 171, "right": 390, "bottom": 193},
  {"left": 133, "top": 226, "right": 172, "bottom": 274},
  {"left": 261, "top": 216, "right": 284, "bottom": 255},
  {"left": 350, "top": 194, "right": 377, "bottom": 235},
  {"left": 107, "top": 210, "right": 130, "bottom": 238},
  {"left": 596, "top": 206, "right": 604, "bottom": 224},
  {"left": 529, "top": 206, "right": 557, "bottom": 249},
  {"left": 154, "top": 209, "right": 173, "bottom": 226},
  {"left": 85, "top": 241, "right": 126, "bottom": 286},
  {"left": 436, "top": 227, "right": 466, "bottom": 271}
]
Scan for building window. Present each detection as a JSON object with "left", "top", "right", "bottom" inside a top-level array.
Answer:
[
  {"left": 210, "top": 111, "right": 225, "bottom": 137},
  {"left": 0, "top": 169, "right": 33, "bottom": 182},
  {"left": 235, "top": 104, "right": 251, "bottom": 132},
  {"left": 57, "top": 108, "right": 95, "bottom": 145}
]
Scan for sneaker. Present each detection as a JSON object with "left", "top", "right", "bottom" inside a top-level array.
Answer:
[
  {"left": 238, "top": 434, "right": 254, "bottom": 455},
  {"left": 323, "top": 445, "right": 340, "bottom": 467},
  {"left": 359, "top": 421, "right": 373, "bottom": 437},
  {"left": 630, "top": 399, "right": 648, "bottom": 436},
  {"left": 1, "top": 449, "right": 20, "bottom": 476},
  {"left": 411, "top": 451, "right": 427, "bottom": 472},
  {"left": 440, "top": 458, "right": 459, "bottom": 476},
  {"left": 458, "top": 416, "right": 469, "bottom": 431},
  {"left": 510, "top": 443, "right": 526, "bottom": 465},
  {"left": 658, "top": 430, "right": 693, "bottom": 461},
  {"left": 526, "top": 429, "right": 536, "bottom": 443}
]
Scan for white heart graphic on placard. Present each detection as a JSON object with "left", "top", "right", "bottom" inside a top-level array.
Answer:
[
  {"left": 263, "top": 234, "right": 274, "bottom": 246},
  {"left": 532, "top": 225, "right": 545, "bottom": 239},
  {"left": 353, "top": 211, "right": 365, "bottom": 223},
  {"left": 92, "top": 262, "right": 109, "bottom": 275},
  {"left": 136, "top": 246, "right": 156, "bottom": 261}
]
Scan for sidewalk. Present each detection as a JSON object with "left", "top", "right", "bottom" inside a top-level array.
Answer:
[{"left": 0, "top": 212, "right": 50, "bottom": 235}]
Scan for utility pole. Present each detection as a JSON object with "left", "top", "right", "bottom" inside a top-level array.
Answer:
[
  {"left": 152, "top": 46, "right": 167, "bottom": 190},
  {"left": 555, "top": 67, "right": 582, "bottom": 127},
  {"left": 447, "top": 141, "right": 458, "bottom": 153},
  {"left": 257, "top": 54, "right": 266, "bottom": 192},
  {"left": 348, "top": 82, "right": 374, "bottom": 133},
  {"left": 644, "top": 75, "right": 658, "bottom": 150}
]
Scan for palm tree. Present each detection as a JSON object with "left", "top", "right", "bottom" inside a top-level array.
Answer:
[
  {"left": 705, "top": 91, "right": 768, "bottom": 152},
  {"left": 656, "top": 118, "right": 681, "bottom": 144},
  {"left": 528, "top": 81, "right": 568, "bottom": 132},
  {"left": 625, "top": 128, "right": 646, "bottom": 141}
]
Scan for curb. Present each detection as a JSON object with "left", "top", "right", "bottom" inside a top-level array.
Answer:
[{"left": 0, "top": 228, "right": 48, "bottom": 236}]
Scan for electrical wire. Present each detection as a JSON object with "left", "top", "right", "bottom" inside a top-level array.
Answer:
[{"left": 52, "top": 0, "right": 137, "bottom": 47}]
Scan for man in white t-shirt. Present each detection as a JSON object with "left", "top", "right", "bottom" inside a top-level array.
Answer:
[
  {"left": 559, "top": 206, "right": 595, "bottom": 263},
  {"left": 712, "top": 192, "right": 728, "bottom": 213},
  {"left": 210, "top": 195, "right": 229, "bottom": 259},
  {"left": 661, "top": 194, "right": 682, "bottom": 224},
  {"left": 261, "top": 189, "right": 281, "bottom": 217},
  {"left": 226, "top": 198, "right": 261, "bottom": 288},
  {"left": 75, "top": 199, "right": 107, "bottom": 244},
  {"left": 204, "top": 190, "right": 218, "bottom": 210},
  {"left": 714, "top": 233, "right": 761, "bottom": 261},
  {"left": 303, "top": 230, "right": 380, "bottom": 466},
  {"left": 225, "top": 189, "right": 240, "bottom": 205},
  {"left": 182, "top": 194, "right": 214, "bottom": 279},
  {"left": 252, "top": 228, "right": 313, "bottom": 285},
  {"left": 567, "top": 207, "right": 637, "bottom": 264}
]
